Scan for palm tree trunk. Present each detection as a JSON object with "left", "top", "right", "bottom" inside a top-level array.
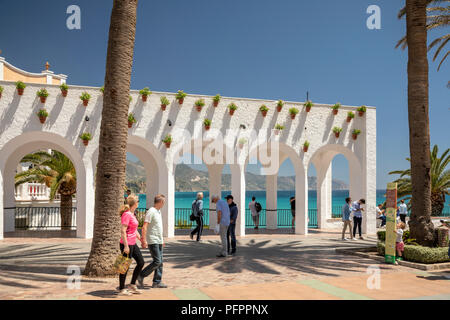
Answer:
[
  {"left": 431, "top": 191, "right": 445, "bottom": 216},
  {"left": 405, "top": 0, "right": 434, "bottom": 246},
  {"left": 60, "top": 194, "right": 73, "bottom": 230},
  {"left": 84, "top": 0, "right": 138, "bottom": 276}
]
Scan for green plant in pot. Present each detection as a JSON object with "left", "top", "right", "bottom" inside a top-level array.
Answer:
[
  {"left": 15, "top": 81, "right": 26, "bottom": 95},
  {"left": 352, "top": 129, "right": 361, "bottom": 140},
  {"left": 303, "top": 141, "right": 310, "bottom": 152},
  {"left": 162, "top": 134, "right": 173, "bottom": 148},
  {"left": 304, "top": 100, "right": 313, "bottom": 112},
  {"left": 357, "top": 105, "right": 366, "bottom": 116},
  {"left": 176, "top": 90, "right": 187, "bottom": 105},
  {"left": 195, "top": 99, "right": 205, "bottom": 112},
  {"left": 332, "top": 103, "right": 341, "bottom": 115},
  {"left": 276, "top": 100, "right": 284, "bottom": 112},
  {"left": 160, "top": 96, "right": 170, "bottom": 111},
  {"left": 37, "top": 108, "right": 49, "bottom": 124},
  {"left": 260, "top": 105, "right": 269, "bottom": 117},
  {"left": 80, "top": 92, "right": 91, "bottom": 107},
  {"left": 346, "top": 111, "right": 355, "bottom": 122},
  {"left": 60, "top": 83, "right": 69, "bottom": 97},
  {"left": 79, "top": 132, "right": 92, "bottom": 146},
  {"left": 100, "top": 86, "right": 104, "bottom": 94},
  {"left": 203, "top": 118, "right": 212, "bottom": 130},
  {"left": 213, "top": 94, "right": 221, "bottom": 107},
  {"left": 0, "top": 86, "right": 3, "bottom": 99},
  {"left": 333, "top": 126, "right": 343, "bottom": 138},
  {"left": 289, "top": 107, "right": 299, "bottom": 119},
  {"left": 128, "top": 113, "right": 136, "bottom": 128},
  {"left": 36, "top": 88, "right": 49, "bottom": 104},
  {"left": 139, "top": 87, "right": 152, "bottom": 102},
  {"left": 238, "top": 138, "right": 247, "bottom": 149},
  {"left": 274, "top": 124, "right": 284, "bottom": 135},
  {"left": 228, "top": 103, "right": 237, "bottom": 116}
]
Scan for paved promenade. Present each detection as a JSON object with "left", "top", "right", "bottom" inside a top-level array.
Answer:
[{"left": 0, "top": 229, "right": 449, "bottom": 300}]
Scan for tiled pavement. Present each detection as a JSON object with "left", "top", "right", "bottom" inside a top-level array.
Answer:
[{"left": 0, "top": 229, "right": 449, "bottom": 300}]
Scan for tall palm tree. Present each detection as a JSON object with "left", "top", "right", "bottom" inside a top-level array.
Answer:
[
  {"left": 15, "top": 151, "right": 76, "bottom": 230},
  {"left": 404, "top": 0, "right": 435, "bottom": 247},
  {"left": 84, "top": 0, "right": 138, "bottom": 276},
  {"left": 397, "top": 1, "right": 449, "bottom": 71},
  {"left": 389, "top": 145, "right": 450, "bottom": 216}
]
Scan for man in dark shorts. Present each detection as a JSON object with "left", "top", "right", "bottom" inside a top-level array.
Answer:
[{"left": 290, "top": 196, "right": 295, "bottom": 229}]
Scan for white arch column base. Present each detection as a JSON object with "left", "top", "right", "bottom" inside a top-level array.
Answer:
[
  {"left": 162, "top": 168, "right": 175, "bottom": 238},
  {"left": 231, "top": 164, "right": 246, "bottom": 237},
  {"left": 266, "top": 174, "right": 277, "bottom": 229},
  {"left": 207, "top": 164, "right": 223, "bottom": 231},
  {"left": 316, "top": 162, "right": 332, "bottom": 229},
  {"left": 295, "top": 167, "right": 308, "bottom": 235}
]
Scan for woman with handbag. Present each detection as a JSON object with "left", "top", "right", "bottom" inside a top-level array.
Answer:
[
  {"left": 190, "top": 192, "right": 204, "bottom": 241},
  {"left": 118, "top": 194, "right": 145, "bottom": 296}
]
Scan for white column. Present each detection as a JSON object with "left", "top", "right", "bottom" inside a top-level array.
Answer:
[
  {"left": 231, "top": 164, "right": 246, "bottom": 237},
  {"left": 3, "top": 169, "right": 16, "bottom": 233},
  {"left": 207, "top": 164, "right": 223, "bottom": 231},
  {"left": 0, "top": 57, "right": 4, "bottom": 81},
  {"left": 295, "top": 166, "right": 308, "bottom": 235},
  {"left": 161, "top": 166, "right": 175, "bottom": 238},
  {"left": 266, "top": 174, "right": 277, "bottom": 229},
  {"left": 145, "top": 161, "right": 159, "bottom": 210},
  {"left": 316, "top": 162, "right": 332, "bottom": 229},
  {"left": 76, "top": 160, "right": 94, "bottom": 238}
]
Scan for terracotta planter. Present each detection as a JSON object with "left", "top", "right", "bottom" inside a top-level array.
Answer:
[
  {"left": 178, "top": 98, "right": 184, "bottom": 105},
  {"left": 161, "top": 104, "right": 167, "bottom": 111},
  {"left": 290, "top": 113, "right": 297, "bottom": 119},
  {"left": 83, "top": 99, "right": 89, "bottom": 107},
  {"left": 0, "top": 92, "right": 2, "bottom": 99},
  {"left": 277, "top": 105, "right": 283, "bottom": 112},
  {"left": 61, "top": 90, "right": 68, "bottom": 97},
  {"left": 239, "top": 143, "right": 244, "bottom": 149},
  {"left": 332, "top": 109, "right": 338, "bottom": 115},
  {"left": 17, "top": 88, "right": 24, "bottom": 95},
  {"left": 164, "top": 142, "right": 171, "bottom": 148},
  {"left": 306, "top": 106, "right": 311, "bottom": 112},
  {"left": 196, "top": 106, "right": 203, "bottom": 112},
  {"left": 358, "top": 111, "right": 365, "bottom": 117},
  {"left": 213, "top": 100, "right": 219, "bottom": 107},
  {"left": 352, "top": 134, "right": 358, "bottom": 140},
  {"left": 334, "top": 132, "right": 340, "bottom": 138},
  {"left": 274, "top": 129, "right": 280, "bottom": 135},
  {"left": 303, "top": 146, "right": 309, "bottom": 152},
  {"left": 39, "top": 116, "right": 47, "bottom": 124},
  {"left": 40, "top": 96, "right": 47, "bottom": 104},
  {"left": 128, "top": 121, "right": 134, "bottom": 128},
  {"left": 142, "top": 95, "right": 148, "bottom": 102},
  {"left": 346, "top": 117, "right": 353, "bottom": 123},
  {"left": 261, "top": 110, "right": 268, "bottom": 117},
  {"left": 229, "top": 109, "right": 235, "bottom": 116},
  {"left": 82, "top": 140, "right": 89, "bottom": 146},
  {"left": 205, "top": 125, "right": 210, "bottom": 131}
]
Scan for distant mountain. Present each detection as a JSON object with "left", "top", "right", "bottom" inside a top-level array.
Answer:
[{"left": 125, "top": 160, "right": 348, "bottom": 193}]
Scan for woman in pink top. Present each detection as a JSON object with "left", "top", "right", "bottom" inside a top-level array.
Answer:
[{"left": 118, "top": 194, "right": 144, "bottom": 296}]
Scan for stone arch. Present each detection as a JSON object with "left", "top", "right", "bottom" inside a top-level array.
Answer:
[{"left": 0, "top": 131, "right": 89, "bottom": 238}]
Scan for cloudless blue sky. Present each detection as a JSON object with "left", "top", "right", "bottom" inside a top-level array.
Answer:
[{"left": 0, "top": 0, "right": 448, "bottom": 187}]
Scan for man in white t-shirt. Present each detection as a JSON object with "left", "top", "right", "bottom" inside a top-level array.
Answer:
[
  {"left": 138, "top": 194, "right": 166, "bottom": 289},
  {"left": 398, "top": 200, "right": 408, "bottom": 223}
]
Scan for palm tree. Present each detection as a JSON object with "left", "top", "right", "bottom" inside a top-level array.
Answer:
[
  {"left": 15, "top": 151, "right": 76, "bottom": 230},
  {"left": 84, "top": 0, "right": 138, "bottom": 276},
  {"left": 397, "top": 1, "right": 449, "bottom": 71},
  {"left": 389, "top": 145, "right": 450, "bottom": 216}
]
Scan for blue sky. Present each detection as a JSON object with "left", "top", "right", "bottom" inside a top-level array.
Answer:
[{"left": 0, "top": 0, "right": 448, "bottom": 186}]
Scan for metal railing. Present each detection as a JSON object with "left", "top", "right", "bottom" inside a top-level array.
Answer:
[{"left": 13, "top": 207, "right": 77, "bottom": 230}]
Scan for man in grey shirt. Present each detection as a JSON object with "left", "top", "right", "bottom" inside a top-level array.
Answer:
[{"left": 212, "top": 195, "right": 230, "bottom": 257}]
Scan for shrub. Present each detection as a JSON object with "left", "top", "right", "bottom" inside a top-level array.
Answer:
[
  {"left": 139, "top": 87, "right": 152, "bottom": 96},
  {"left": 332, "top": 103, "right": 341, "bottom": 110},
  {"left": 195, "top": 99, "right": 205, "bottom": 107},
  {"left": 128, "top": 113, "right": 136, "bottom": 123},
  {"left": 79, "top": 132, "right": 92, "bottom": 141},
  {"left": 275, "top": 124, "right": 284, "bottom": 130},
  {"left": 203, "top": 118, "right": 212, "bottom": 126},
  {"left": 37, "top": 109, "right": 49, "bottom": 117},
  {"left": 176, "top": 90, "right": 187, "bottom": 100},
  {"left": 377, "top": 242, "right": 450, "bottom": 264},
  {"left": 303, "top": 141, "right": 310, "bottom": 148},
  {"left": 289, "top": 107, "right": 299, "bottom": 115},
  {"left": 213, "top": 94, "right": 221, "bottom": 102},
  {"left": 259, "top": 105, "right": 269, "bottom": 112},
  {"left": 304, "top": 100, "right": 313, "bottom": 108},
  {"left": 60, "top": 83, "right": 69, "bottom": 91},
  {"left": 80, "top": 92, "right": 91, "bottom": 101},
  {"left": 36, "top": 89, "right": 49, "bottom": 98},
  {"left": 333, "top": 126, "right": 343, "bottom": 133},
  {"left": 0, "top": 86, "right": 3, "bottom": 93},
  {"left": 162, "top": 134, "right": 172, "bottom": 143},
  {"left": 228, "top": 103, "right": 237, "bottom": 111},
  {"left": 347, "top": 111, "right": 355, "bottom": 118},
  {"left": 377, "top": 230, "right": 386, "bottom": 242},
  {"left": 15, "top": 81, "right": 26, "bottom": 89},
  {"left": 352, "top": 129, "right": 361, "bottom": 136},
  {"left": 129, "top": 95, "right": 133, "bottom": 102},
  {"left": 160, "top": 96, "right": 170, "bottom": 105},
  {"left": 277, "top": 100, "right": 284, "bottom": 107},
  {"left": 238, "top": 138, "right": 247, "bottom": 144},
  {"left": 357, "top": 105, "right": 367, "bottom": 113},
  {"left": 100, "top": 86, "right": 104, "bottom": 93}
]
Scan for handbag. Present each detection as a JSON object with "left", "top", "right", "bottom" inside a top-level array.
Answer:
[{"left": 113, "top": 253, "right": 132, "bottom": 275}]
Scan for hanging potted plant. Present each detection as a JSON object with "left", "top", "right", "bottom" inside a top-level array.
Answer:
[
  {"left": 176, "top": 90, "right": 187, "bottom": 105},
  {"left": 332, "top": 103, "right": 341, "bottom": 115},
  {"left": 80, "top": 132, "right": 92, "bottom": 146},
  {"left": 37, "top": 108, "right": 49, "bottom": 124},
  {"left": 36, "top": 88, "right": 49, "bottom": 104},
  {"left": 0, "top": 86, "right": 4, "bottom": 99},
  {"left": 195, "top": 99, "right": 205, "bottom": 112},
  {"left": 213, "top": 94, "right": 221, "bottom": 107},
  {"left": 357, "top": 105, "right": 366, "bottom": 117},
  {"left": 346, "top": 111, "right": 355, "bottom": 123},
  {"left": 139, "top": 87, "right": 152, "bottom": 102},
  {"left": 304, "top": 100, "right": 313, "bottom": 112},
  {"left": 160, "top": 96, "right": 170, "bottom": 111},
  {"left": 16, "top": 81, "right": 26, "bottom": 95},
  {"left": 162, "top": 134, "right": 172, "bottom": 148},
  {"left": 289, "top": 107, "right": 299, "bottom": 119},
  {"left": 260, "top": 105, "right": 269, "bottom": 117},
  {"left": 274, "top": 124, "right": 284, "bottom": 135},
  {"left": 276, "top": 100, "right": 284, "bottom": 112},
  {"left": 60, "top": 83, "right": 69, "bottom": 97},
  {"left": 228, "top": 103, "right": 237, "bottom": 116},
  {"left": 352, "top": 129, "right": 361, "bottom": 140},
  {"left": 128, "top": 113, "right": 136, "bottom": 128},
  {"left": 204, "top": 118, "right": 212, "bottom": 130},
  {"left": 238, "top": 138, "right": 247, "bottom": 149},
  {"left": 303, "top": 141, "right": 310, "bottom": 152},
  {"left": 80, "top": 92, "right": 91, "bottom": 107},
  {"left": 333, "top": 126, "right": 343, "bottom": 138}
]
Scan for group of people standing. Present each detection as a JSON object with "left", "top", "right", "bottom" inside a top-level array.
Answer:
[{"left": 341, "top": 197, "right": 366, "bottom": 240}]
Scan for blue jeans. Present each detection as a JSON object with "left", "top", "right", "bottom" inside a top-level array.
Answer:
[
  {"left": 227, "top": 223, "right": 236, "bottom": 253},
  {"left": 140, "top": 244, "right": 163, "bottom": 284}
]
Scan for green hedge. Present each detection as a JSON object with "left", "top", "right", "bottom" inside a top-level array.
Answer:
[
  {"left": 377, "top": 241, "right": 450, "bottom": 264},
  {"left": 377, "top": 230, "right": 410, "bottom": 242}
]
